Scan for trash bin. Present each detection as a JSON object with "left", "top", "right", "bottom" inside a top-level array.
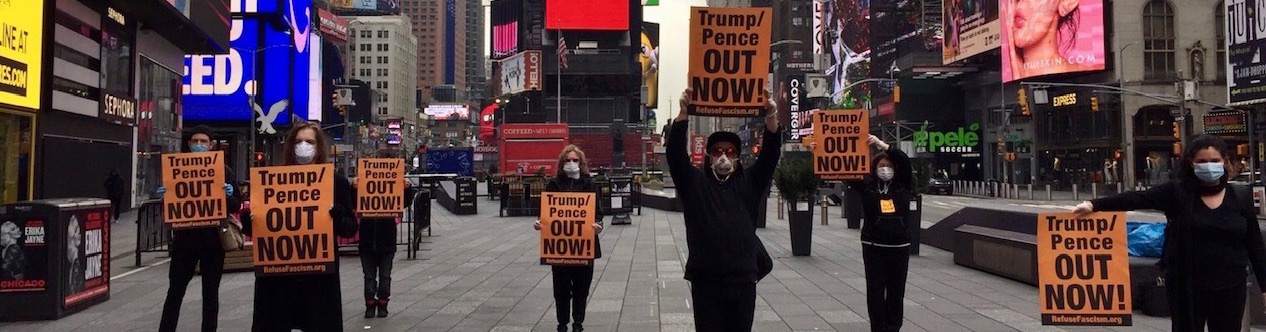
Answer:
[
  {"left": 413, "top": 189, "right": 431, "bottom": 230},
  {"left": 0, "top": 198, "right": 113, "bottom": 321},
  {"left": 908, "top": 195, "right": 922, "bottom": 256},
  {"left": 788, "top": 198, "right": 814, "bottom": 256}
]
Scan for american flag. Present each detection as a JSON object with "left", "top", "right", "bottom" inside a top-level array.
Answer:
[{"left": 557, "top": 35, "right": 569, "bottom": 69}]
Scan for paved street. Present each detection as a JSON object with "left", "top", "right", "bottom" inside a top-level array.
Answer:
[{"left": 0, "top": 194, "right": 1205, "bottom": 331}]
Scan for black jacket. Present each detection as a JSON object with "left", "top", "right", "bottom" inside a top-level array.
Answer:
[
  {"left": 171, "top": 165, "right": 244, "bottom": 251},
  {"left": 358, "top": 183, "right": 416, "bottom": 253},
  {"left": 846, "top": 147, "right": 914, "bottom": 246},
  {"left": 546, "top": 174, "right": 604, "bottom": 259},
  {"left": 1092, "top": 181, "right": 1266, "bottom": 290},
  {"left": 666, "top": 119, "right": 778, "bottom": 283},
  {"left": 241, "top": 169, "right": 358, "bottom": 331}
]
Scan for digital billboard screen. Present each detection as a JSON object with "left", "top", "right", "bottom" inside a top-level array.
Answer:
[
  {"left": 942, "top": 0, "right": 999, "bottom": 64},
  {"left": 546, "top": 0, "right": 629, "bottom": 31},
  {"left": 1000, "top": 0, "right": 1105, "bottom": 82}
]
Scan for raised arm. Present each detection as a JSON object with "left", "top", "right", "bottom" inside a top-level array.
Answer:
[
  {"left": 886, "top": 146, "right": 913, "bottom": 190},
  {"left": 666, "top": 91, "right": 699, "bottom": 187},
  {"left": 746, "top": 98, "right": 782, "bottom": 193}
]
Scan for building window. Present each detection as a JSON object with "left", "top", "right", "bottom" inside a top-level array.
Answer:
[
  {"left": 360, "top": 68, "right": 370, "bottom": 76},
  {"left": 360, "top": 30, "right": 371, "bottom": 38},
  {"left": 792, "top": 17, "right": 803, "bottom": 26},
  {"left": 1216, "top": 1, "right": 1226, "bottom": 81},
  {"left": 1143, "top": 0, "right": 1176, "bottom": 80},
  {"left": 360, "top": 56, "right": 370, "bottom": 64},
  {"left": 792, "top": 50, "right": 804, "bottom": 60},
  {"left": 380, "top": 107, "right": 388, "bottom": 115},
  {"left": 378, "top": 30, "right": 388, "bottom": 38},
  {"left": 378, "top": 44, "right": 388, "bottom": 52}
]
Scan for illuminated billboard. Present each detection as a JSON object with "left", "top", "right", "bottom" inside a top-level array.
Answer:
[
  {"left": 1000, "top": 0, "right": 1105, "bottom": 82},
  {"left": 942, "top": 0, "right": 1000, "bottom": 64},
  {"left": 425, "top": 104, "right": 470, "bottom": 120},
  {"left": 546, "top": 0, "right": 629, "bottom": 31}
]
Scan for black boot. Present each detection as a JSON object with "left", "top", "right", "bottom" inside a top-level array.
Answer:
[
  {"left": 376, "top": 299, "right": 389, "bottom": 317},
  {"left": 365, "top": 300, "right": 377, "bottom": 318},
  {"left": 556, "top": 323, "right": 567, "bottom": 332},
  {"left": 572, "top": 323, "right": 583, "bottom": 332}
]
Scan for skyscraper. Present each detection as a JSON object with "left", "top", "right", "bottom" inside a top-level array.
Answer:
[{"left": 400, "top": 0, "right": 471, "bottom": 104}]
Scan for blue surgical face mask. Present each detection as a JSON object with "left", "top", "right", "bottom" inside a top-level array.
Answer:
[
  {"left": 1193, "top": 162, "right": 1225, "bottom": 184},
  {"left": 190, "top": 143, "right": 210, "bottom": 153}
]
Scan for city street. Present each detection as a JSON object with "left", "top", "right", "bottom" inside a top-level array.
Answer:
[{"left": 0, "top": 194, "right": 1190, "bottom": 331}]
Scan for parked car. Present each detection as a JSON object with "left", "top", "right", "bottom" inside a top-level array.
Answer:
[{"left": 927, "top": 174, "right": 953, "bottom": 195}]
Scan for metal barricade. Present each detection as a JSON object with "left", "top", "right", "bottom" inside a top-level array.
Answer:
[
  {"left": 135, "top": 200, "right": 171, "bottom": 267},
  {"left": 499, "top": 180, "right": 547, "bottom": 217}
]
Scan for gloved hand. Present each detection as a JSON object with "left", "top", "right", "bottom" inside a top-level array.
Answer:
[
  {"left": 224, "top": 184, "right": 234, "bottom": 196},
  {"left": 156, "top": 187, "right": 166, "bottom": 196}
]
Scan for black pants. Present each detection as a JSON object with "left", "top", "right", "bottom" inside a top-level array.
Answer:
[
  {"left": 551, "top": 265, "right": 594, "bottom": 327},
  {"left": 159, "top": 245, "right": 224, "bottom": 332},
  {"left": 690, "top": 281, "right": 757, "bottom": 332},
  {"left": 361, "top": 251, "right": 395, "bottom": 301},
  {"left": 1168, "top": 280, "right": 1247, "bottom": 332},
  {"left": 862, "top": 244, "right": 909, "bottom": 332},
  {"left": 252, "top": 274, "right": 344, "bottom": 332},
  {"left": 110, "top": 197, "right": 122, "bottom": 221}
]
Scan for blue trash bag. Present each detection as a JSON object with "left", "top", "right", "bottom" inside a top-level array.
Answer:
[{"left": 1126, "top": 221, "right": 1166, "bottom": 257}]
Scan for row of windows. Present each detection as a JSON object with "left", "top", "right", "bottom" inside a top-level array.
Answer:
[
  {"left": 358, "top": 56, "right": 392, "bottom": 64},
  {"left": 1141, "top": 1, "right": 1227, "bottom": 81}
]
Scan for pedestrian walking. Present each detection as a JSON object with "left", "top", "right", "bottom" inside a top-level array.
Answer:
[
  {"left": 533, "top": 145, "right": 604, "bottom": 332},
  {"left": 845, "top": 135, "right": 913, "bottom": 332},
  {"left": 667, "top": 89, "right": 779, "bottom": 332},
  {"left": 157, "top": 126, "right": 241, "bottom": 332},
  {"left": 241, "top": 122, "right": 358, "bottom": 331},
  {"left": 1074, "top": 135, "right": 1266, "bottom": 332},
  {"left": 359, "top": 151, "right": 412, "bottom": 319},
  {"left": 104, "top": 169, "right": 125, "bottom": 223}
]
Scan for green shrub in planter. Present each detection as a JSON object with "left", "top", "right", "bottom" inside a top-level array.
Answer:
[{"left": 774, "top": 157, "right": 818, "bottom": 201}]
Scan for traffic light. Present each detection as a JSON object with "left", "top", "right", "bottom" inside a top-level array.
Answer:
[
  {"left": 1172, "top": 121, "right": 1182, "bottom": 139},
  {"left": 893, "top": 84, "right": 901, "bottom": 103},
  {"left": 1017, "top": 88, "right": 1030, "bottom": 116},
  {"left": 1090, "top": 96, "right": 1100, "bottom": 112}
]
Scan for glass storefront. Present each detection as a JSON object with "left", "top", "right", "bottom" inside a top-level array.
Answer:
[
  {"left": 0, "top": 111, "right": 33, "bottom": 204},
  {"left": 134, "top": 57, "right": 182, "bottom": 203}
]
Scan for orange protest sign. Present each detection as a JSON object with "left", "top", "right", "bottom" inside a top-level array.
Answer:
[
  {"left": 250, "top": 164, "right": 337, "bottom": 276},
  {"left": 687, "top": 6, "right": 772, "bottom": 117},
  {"left": 1038, "top": 212, "right": 1132, "bottom": 326},
  {"left": 357, "top": 158, "right": 405, "bottom": 218},
  {"left": 539, "top": 192, "right": 596, "bottom": 266},
  {"left": 812, "top": 109, "right": 869, "bottom": 180},
  {"left": 161, "top": 151, "right": 227, "bottom": 229}
]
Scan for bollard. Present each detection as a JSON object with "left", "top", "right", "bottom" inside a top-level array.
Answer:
[
  {"left": 1028, "top": 184, "right": 1034, "bottom": 200},
  {"left": 777, "top": 194, "right": 785, "bottom": 220},
  {"left": 1013, "top": 184, "right": 1020, "bottom": 199},
  {"left": 1046, "top": 184, "right": 1052, "bottom": 201},
  {"left": 1117, "top": 182, "right": 1124, "bottom": 194},
  {"left": 820, "top": 197, "right": 829, "bottom": 226},
  {"left": 1092, "top": 183, "right": 1098, "bottom": 199},
  {"left": 1073, "top": 184, "right": 1080, "bottom": 201}
]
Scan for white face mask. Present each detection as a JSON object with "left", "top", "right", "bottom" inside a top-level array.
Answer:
[
  {"left": 563, "top": 161, "right": 581, "bottom": 179},
  {"left": 295, "top": 142, "right": 316, "bottom": 164},
  {"left": 877, "top": 167, "right": 895, "bottom": 182},
  {"left": 711, "top": 155, "right": 735, "bottom": 178}
]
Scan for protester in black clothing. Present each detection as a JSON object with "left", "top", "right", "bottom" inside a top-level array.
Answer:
[
  {"left": 533, "top": 144, "right": 604, "bottom": 332},
  {"left": 358, "top": 152, "right": 412, "bottom": 319},
  {"left": 104, "top": 169, "right": 125, "bottom": 223},
  {"left": 843, "top": 135, "right": 913, "bottom": 332},
  {"left": 1075, "top": 135, "right": 1266, "bottom": 332},
  {"left": 667, "top": 90, "right": 779, "bottom": 332},
  {"left": 241, "top": 122, "right": 358, "bottom": 332}
]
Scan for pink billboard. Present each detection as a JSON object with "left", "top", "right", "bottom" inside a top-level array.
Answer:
[{"left": 1001, "top": 0, "right": 1106, "bottom": 82}]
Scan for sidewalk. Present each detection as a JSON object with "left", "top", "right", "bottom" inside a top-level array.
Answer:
[{"left": 5, "top": 194, "right": 1181, "bottom": 331}]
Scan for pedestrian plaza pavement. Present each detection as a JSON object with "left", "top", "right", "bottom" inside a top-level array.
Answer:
[{"left": 0, "top": 195, "right": 1199, "bottom": 331}]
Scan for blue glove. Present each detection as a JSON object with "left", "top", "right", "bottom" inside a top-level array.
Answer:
[
  {"left": 156, "top": 187, "right": 166, "bottom": 196},
  {"left": 224, "top": 184, "right": 234, "bottom": 196}
]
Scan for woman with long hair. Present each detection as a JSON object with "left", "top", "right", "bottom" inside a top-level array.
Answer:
[
  {"left": 533, "top": 145, "right": 603, "bottom": 332},
  {"left": 242, "top": 122, "right": 358, "bottom": 331},
  {"left": 1075, "top": 135, "right": 1266, "bottom": 331}
]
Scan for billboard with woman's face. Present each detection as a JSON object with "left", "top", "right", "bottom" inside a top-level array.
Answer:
[{"left": 1001, "top": 0, "right": 1106, "bottom": 82}]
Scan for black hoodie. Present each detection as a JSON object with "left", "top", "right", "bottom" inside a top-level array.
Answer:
[
  {"left": 546, "top": 174, "right": 604, "bottom": 259},
  {"left": 846, "top": 147, "right": 914, "bottom": 246},
  {"left": 666, "top": 119, "right": 780, "bottom": 283}
]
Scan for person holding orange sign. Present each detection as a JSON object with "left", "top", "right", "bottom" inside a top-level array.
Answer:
[
  {"left": 1074, "top": 135, "right": 1266, "bottom": 332},
  {"left": 533, "top": 145, "right": 604, "bottom": 332},
  {"left": 240, "top": 122, "right": 359, "bottom": 331},
  {"left": 843, "top": 135, "right": 913, "bottom": 332},
  {"left": 668, "top": 89, "right": 779, "bottom": 332}
]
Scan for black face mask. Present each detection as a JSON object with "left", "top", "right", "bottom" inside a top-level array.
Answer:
[{"left": 1187, "top": 176, "right": 1228, "bottom": 195}]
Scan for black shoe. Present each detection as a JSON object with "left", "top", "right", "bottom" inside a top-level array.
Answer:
[
  {"left": 572, "top": 323, "right": 583, "bottom": 332},
  {"left": 376, "top": 300, "right": 389, "bottom": 318},
  {"left": 556, "top": 324, "right": 567, "bottom": 332},
  {"left": 365, "top": 300, "right": 377, "bottom": 318}
]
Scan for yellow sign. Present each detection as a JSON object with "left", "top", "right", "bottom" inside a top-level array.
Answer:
[
  {"left": 1053, "top": 93, "right": 1078, "bottom": 107},
  {"left": 1038, "top": 212, "right": 1132, "bottom": 326},
  {"left": 0, "top": 0, "right": 45, "bottom": 111}
]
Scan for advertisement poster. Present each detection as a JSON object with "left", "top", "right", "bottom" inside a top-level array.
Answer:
[
  {"left": 943, "top": 0, "right": 1000, "bottom": 64},
  {"left": 783, "top": 73, "right": 812, "bottom": 142},
  {"left": 250, "top": 164, "right": 337, "bottom": 276},
  {"left": 545, "top": 0, "right": 629, "bottom": 30},
  {"left": 500, "top": 51, "right": 542, "bottom": 95},
  {"left": 0, "top": 218, "right": 48, "bottom": 292},
  {"left": 641, "top": 22, "right": 660, "bottom": 109},
  {"left": 63, "top": 208, "right": 109, "bottom": 307},
  {"left": 0, "top": 0, "right": 45, "bottom": 111},
  {"left": 1203, "top": 111, "right": 1248, "bottom": 135},
  {"left": 815, "top": 0, "right": 871, "bottom": 107},
  {"left": 688, "top": 7, "right": 772, "bottom": 117},
  {"left": 811, "top": 109, "right": 869, "bottom": 180},
  {"left": 1037, "top": 212, "right": 1132, "bottom": 326},
  {"left": 1001, "top": 0, "right": 1106, "bottom": 82},
  {"left": 161, "top": 151, "right": 228, "bottom": 229},
  {"left": 691, "top": 134, "right": 706, "bottom": 167},
  {"left": 357, "top": 158, "right": 405, "bottom": 218},
  {"left": 1227, "top": 0, "right": 1266, "bottom": 106},
  {"left": 539, "top": 192, "right": 596, "bottom": 266},
  {"left": 491, "top": 0, "right": 521, "bottom": 59}
]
